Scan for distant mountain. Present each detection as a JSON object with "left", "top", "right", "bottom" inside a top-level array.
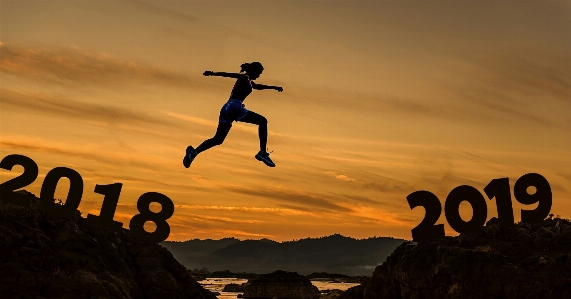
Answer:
[
  {"left": 163, "top": 237, "right": 240, "bottom": 260},
  {"left": 162, "top": 233, "right": 405, "bottom": 276}
]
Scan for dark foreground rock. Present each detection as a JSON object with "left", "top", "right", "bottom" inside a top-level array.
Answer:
[
  {"left": 342, "top": 216, "right": 571, "bottom": 299},
  {"left": 243, "top": 270, "right": 320, "bottom": 299},
  {"left": 0, "top": 190, "right": 217, "bottom": 299}
]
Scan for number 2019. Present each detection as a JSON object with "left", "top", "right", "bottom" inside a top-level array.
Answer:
[
  {"left": 0, "top": 154, "right": 174, "bottom": 243},
  {"left": 407, "top": 173, "right": 552, "bottom": 241}
]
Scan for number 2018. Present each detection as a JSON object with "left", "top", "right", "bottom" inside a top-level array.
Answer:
[
  {"left": 0, "top": 154, "right": 174, "bottom": 243},
  {"left": 407, "top": 173, "right": 552, "bottom": 241}
]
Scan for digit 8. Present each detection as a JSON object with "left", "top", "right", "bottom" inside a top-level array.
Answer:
[{"left": 129, "top": 192, "right": 174, "bottom": 243}]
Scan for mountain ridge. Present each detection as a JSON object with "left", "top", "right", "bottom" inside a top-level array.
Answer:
[{"left": 162, "top": 233, "right": 405, "bottom": 276}]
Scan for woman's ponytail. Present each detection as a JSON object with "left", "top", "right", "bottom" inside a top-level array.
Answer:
[
  {"left": 240, "top": 62, "right": 264, "bottom": 73},
  {"left": 240, "top": 63, "right": 250, "bottom": 73}
]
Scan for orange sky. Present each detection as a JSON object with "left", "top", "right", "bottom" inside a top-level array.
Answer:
[{"left": 1, "top": 0, "right": 571, "bottom": 242}]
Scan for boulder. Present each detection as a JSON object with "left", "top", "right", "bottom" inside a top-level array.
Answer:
[
  {"left": 319, "top": 289, "right": 343, "bottom": 299},
  {"left": 223, "top": 282, "right": 246, "bottom": 292},
  {"left": 243, "top": 270, "right": 320, "bottom": 299}
]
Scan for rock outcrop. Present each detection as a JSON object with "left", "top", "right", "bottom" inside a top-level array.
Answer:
[
  {"left": 223, "top": 283, "right": 246, "bottom": 292},
  {"left": 342, "top": 216, "right": 571, "bottom": 299},
  {"left": 0, "top": 190, "right": 217, "bottom": 299},
  {"left": 242, "top": 270, "right": 320, "bottom": 299}
]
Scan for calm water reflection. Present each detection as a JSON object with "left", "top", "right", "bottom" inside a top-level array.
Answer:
[{"left": 199, "top": 278, "right": 360, "bottom": 299}]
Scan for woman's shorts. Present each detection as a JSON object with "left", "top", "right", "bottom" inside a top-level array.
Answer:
[{"left": 219, "top": 99, "right": 248, "bottom": 125}]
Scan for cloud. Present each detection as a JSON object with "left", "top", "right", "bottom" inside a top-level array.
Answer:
[
  {"left": 287, "top": 47, "right": 571, "bottom": 129},
  {"left": 478, "top": 51, "right": 571, "bottom": 100},
  {"left": 164, "top": 111, "right": 218, "bottom": 128},
  {"left": 126, "top": 0, "right": 199, "bottom": 24},
  {"left": 0, "top": 43, "right": 212, "bottom": 88},
  {"left": 1, "top": 88, "right": 180, "bottom": 128},
  {"left": 0, "top": 137, "right": 172, "bottom": 174},
  {"left": 347, "top": 205, "right": 409, "bottom": 226},
  {"left": 174, "top": 204, "right": 313, "bottom": 216},
  {"left": 126, "top": 0, "right": 259, "bottom": 41},
  {"left": 224, "top": 185, "right": 353, "bottom": 213},
  {"left": 361, "top": 181, "right": 409, "bottom": 193},
  {"left": 340, "top": 194, "right": 382, "bottom": 206},
  {"left": 445, "top": 49, "right": 571, "bottom": 126},
  {"left": 325, "top": 171, "right": 355, "bottom": 182},
  {"left": 164, "top": 110, "right": 297, "bottom": 138},
  {"left": 173, "top": 213, "right": 263, "bottom": 225}
]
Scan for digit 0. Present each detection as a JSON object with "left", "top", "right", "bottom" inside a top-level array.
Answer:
[
  {"left": 444, "top": 185, "right": 487, "bottom": 235},
  {"left": 40, "top": 167, "right": 84, "bottom": 217},
  {"left": 129, "top": 192, "right": 174, "bottom": 243}
]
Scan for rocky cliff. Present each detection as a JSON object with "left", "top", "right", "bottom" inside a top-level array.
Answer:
[
  {"left": 0, "top": 190, "right": 217, "bottom": 299},
  {"left": 343, "top": 216, "right": 571, "bottom": 299}
]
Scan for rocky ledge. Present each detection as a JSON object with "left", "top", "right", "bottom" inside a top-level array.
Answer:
[
  {"left": 342, "top": 216, "right": 571, "bottom": 299},
  {"left": 0, "top": 190, "right": 217, "bottom": 299}
]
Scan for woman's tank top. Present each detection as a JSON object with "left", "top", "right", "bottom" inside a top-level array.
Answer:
[{"left": 229, "top": 77, "right": 252, "bottom": 101}]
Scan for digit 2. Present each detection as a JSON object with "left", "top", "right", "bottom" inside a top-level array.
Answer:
[
  {"left": 406, "top": 190, "right": 445, "bottom": 242},
  {"left": 0, "top": 154, "right": 38, "bottom": 206}
]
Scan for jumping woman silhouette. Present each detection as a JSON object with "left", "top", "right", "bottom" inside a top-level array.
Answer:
[{"left": 183, "top": 62, "right": 283, "bottom": 168}]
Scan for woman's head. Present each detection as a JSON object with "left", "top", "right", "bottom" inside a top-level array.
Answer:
[{"left": 240, "top": 62, "right": 264, "bottom": 79}]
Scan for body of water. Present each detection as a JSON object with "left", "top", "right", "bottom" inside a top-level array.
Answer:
[{"left": 199, "top": 278, "right": 360, "bottom": 299}]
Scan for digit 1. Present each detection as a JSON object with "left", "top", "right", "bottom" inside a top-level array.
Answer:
[
  {"left": 514, "top": 173, "right": 552, "bottom": 224},
  {"left": 86, "top": 183, "right": 123, "bottom": 232},
  {"left": 484, "top": 178, "right": 514, "bottom": 228},
  {"left": 444, "top": 185, "right": 487, "bottom": 235},
  {"left": 406, "top": 190, "right": 445, "bottom": 242},
  {"left": 40, "top": 167, "right": 83, "bottom": 218}
]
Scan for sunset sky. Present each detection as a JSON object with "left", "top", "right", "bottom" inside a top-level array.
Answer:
[{"left": 1, "top": 0, "right": 570, "bottom": 242}]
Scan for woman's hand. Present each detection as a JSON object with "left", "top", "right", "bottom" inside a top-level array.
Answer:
[{"left": 203, "top": 71, "right": 213, "bottom": 76}]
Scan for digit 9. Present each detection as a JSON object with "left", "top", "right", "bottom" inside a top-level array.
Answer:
[{"left": 514, "top": 173, "right": 552, "bottom": 223}]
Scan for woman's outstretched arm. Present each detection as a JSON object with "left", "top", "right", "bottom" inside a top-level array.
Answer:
[
  {"left": 203, "top": 71, "right": 248, "bottom": 79},
  {"left": 252, "top": 82, "right": 283, "bottom": 92}
]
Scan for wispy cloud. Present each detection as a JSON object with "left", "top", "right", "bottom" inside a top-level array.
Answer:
[
  {"left": 174, "top": 204, "right": 313, "bottom": 216},
  {"left": 325, "top": 171, "right": 355, "bottom": 182},
  {"left": 347, "top": 206, "right": 409, "bottom": 226},
  {"left": 477, "top": 51, "right": 571, "bottom": 100},
  {"left": 0, "top": 136, "right": 172, "bottom": 174},
  {"left": 174, "top": 213, "right": 264, "bottom": 225},
  {"left": 164, "top": 111, "right": 218, "bottom": 128},
  {"left": 444, "top": 49, "right": 571, "bottom": 126},
  {"left": 0, "top": 43, "right": 212, "bottom": 88},
  {"left": 1, "top": 88, "right": 179, "bottom": 128},
  {"left": 224, "top": 185, "right": 353, "bottom": 213},
  {"left": 165, "top": 110, "right": 297, "bottom": 138}
]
